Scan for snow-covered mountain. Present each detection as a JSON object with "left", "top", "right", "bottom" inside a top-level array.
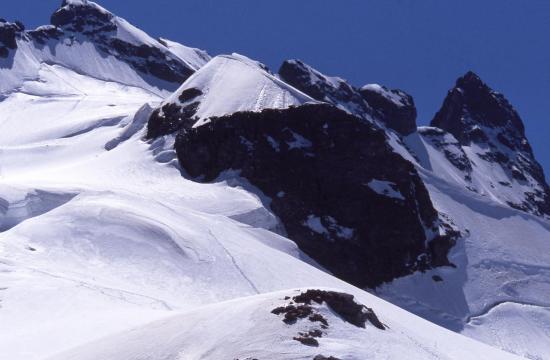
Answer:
[
  {"left": 274, "top": 60, "right": 550, "bottom": 359},
  {"left": 0, "top": 0, "right": 206, "bottom": 96},
  {"left": 1, "top": 1, "right": 548, "bottom": 359},
  {"left": 147, "top": 53, "right": 316, "bottom": 135}
]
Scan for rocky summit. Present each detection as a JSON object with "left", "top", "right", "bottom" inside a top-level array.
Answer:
[{"left": 432, "top": 71, "right": 550, "bottom": 216}]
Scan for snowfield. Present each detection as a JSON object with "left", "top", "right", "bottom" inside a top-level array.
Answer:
[
  {"left": 0, "top": 56, "right": 519, "bottom": 360},
  {"left": 162, "top": 53, "right": 317, "bottom": 127},
  {"left": 1, "top": 1, "right": 549, "bottom": 359}
]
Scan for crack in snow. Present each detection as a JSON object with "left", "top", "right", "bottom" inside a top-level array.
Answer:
[{"left": 207, "top": 230, "right": 259, "bottom": 294}]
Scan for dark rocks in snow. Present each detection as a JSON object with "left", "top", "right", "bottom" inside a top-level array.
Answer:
[
  {"left": 147, "top": 102, "right": 200, "bottom": 139},
  {"left": 418, "top": 127, "right": 473, "bottom": 177},
  {"left": 145, "top": 88, "right": 203, "bottom": 139},
  {"left": 360, "top": 84, "right": 418, "bottom": 136},
  {"left": 308, "top": 313, "right": 329, "bottom": 328},
  {"left": 0, "top": 21, "right": 22, "bottom": 56},
  {"left": 293, "top": 289, "right": 385, "bottom": 330},
  {"left": 432, "top": 275, "right": 443, "bottom": 282},
  {"left": 27, "top": 26, "right": 64, "bottom": 45},
  {"left": 272, "top": 290, "right": 385, "bottom": 348},
  {"left": 432, "top": 71, "right": 550, "bottom": 217},
  {"left": 178, "top": 88, "right": 203, "bottom": 103},
  {"left": 429, "top": 229, "right": 459, "bottom": 268},
  {"left": 168, "top": 103, "right": 452, "bottom": 288},
  {"left": 271, "top": 304, "right": 314, "bottom": 325},
  {"left": 0, "top": 21, "right": 24, "bottom": 59},
  {"left": 272, "top": 289, "right": 385, "bottom": 331},
  {"left": 293, "top": 334, "right": 319, "bottom": 347},
  {"left": 314, "top": 356, "right": 342, "bottom": 360}
]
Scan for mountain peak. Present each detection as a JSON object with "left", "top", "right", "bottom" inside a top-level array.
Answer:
[
  {"left": 51, "top": 0, "right": 113, "bottom": 31},
  {"left": 457, "top": 70, "right": 483, "bottom": 86},
  {"left": 431, "top": 72, "right": 550, "bottom": 216},
  {"left": 432, "top": 72, "right": 525, "bottom": 144},
  {"left": 46, "top": 0, "right": 198, "bottom": 87},
  {"left": 147, "top": 54, "right": 315, "bottom": 137},
  {"left": 278, "top": 59, "right": 374, "bottom": 122}
]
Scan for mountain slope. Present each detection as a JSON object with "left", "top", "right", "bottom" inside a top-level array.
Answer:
[
  {"left": 274, "top": 60, "right": 550, "bottom": 359},
  {"left": 47, "top": 289, "right": 520, "bottom": 360},
  {"left": 0, "top": 76, "right": 517, "bottom": 359},
  {"left": 278, "top": 59, "right": 418, "bottom": 136},
  {"left": 379, "top": 73, "right": 550, "bottom": 359},
  {"left": 0, "top": 2, "right": 548, "bottom": 359},
  {"left": 147, "top": 54, "right": 316, "bottom": 136},
  {"left": 431, "top": 71, "right": 550, "bottom": 217},
  {"left": 0, "top": 0, "right": 209, "bottom": 96}
]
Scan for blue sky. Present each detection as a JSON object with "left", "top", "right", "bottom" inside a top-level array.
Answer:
[{"left": 5, "top": 0, "right": 550, "bottom": 175}]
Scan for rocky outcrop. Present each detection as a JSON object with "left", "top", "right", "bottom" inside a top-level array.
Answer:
[
  {"left": 278, "top": 59, "right": 418, "bottom": 136},
  {"left": 278, "top": 60, "right": 373, "bottom": 119},
  {"left": 0, "top": 20, "right": 23, "bottom": 58},
  {"left": 27, "top": 25, "right": 64, "bottom": 45},
  {"left": 433, "top": 72, "right": 525, "bottom": 147},
  {"left": 432, "top": 71, "right": 550, "bottom": 216},
  {"left": 146, "top": 88, "right": 203, "bottom": 138},
  {"left": 292, "top": 289, "right": 385, "bottom": 329},
  {"left": 360, "top": 84, "right": 417, "bottom": 136},
  {"left": 158, "top": 103, "right": 456, "bottom": 288},
  {"left": 272, "top": 289, "right": 385, "bottom": 348}
]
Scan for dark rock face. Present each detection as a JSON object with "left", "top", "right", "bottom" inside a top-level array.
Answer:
[
  {"left": 433, "top": 72, "right": 526, "bottom": 147},
  {"left": 278, "top": 59, "right": 418, "bottom": 136},
  {"left": 419, "top": 127, "right": 473, "bottom": 179},
  {"left": 0, "top": 21, "right": 23, "bottom": 58},
  {"left": 48, "top": 0, "right": 194, "bottom": 85},
  {"left": 360, "top": 84, "right": 417, "bottom": 136},
  {"left": 279, "top": 60, "right": 372, "bottom": 118},
  {"left": 159, "top": 103, "right": 455, "bottom": 288},
  {"left": 146, "top": 88, "right": 203, "bottom": 138},
  {"left": 51, "top": 0, "right": 114, "bottom": 32},
  {"left": 27, "top": 26, "right": 64, "bottom": 45},
  {"left": 432, "top": 71, "right": 550, "bottom": 216}
]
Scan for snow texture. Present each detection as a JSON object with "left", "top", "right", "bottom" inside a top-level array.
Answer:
[
  {"left": 0, "top": 2, "right": 547, "bottom": 359},
  {"left": 163, "top": 54, "right": 317, "bottom": 127}
]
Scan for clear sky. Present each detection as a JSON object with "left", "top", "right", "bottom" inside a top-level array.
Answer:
[{"left": 4, "top": 0, "right": 550, "bottom": 176}]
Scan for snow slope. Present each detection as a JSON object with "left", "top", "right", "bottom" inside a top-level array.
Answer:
[
  {"left": 0, "top": 31, "right": 520, "bottom": 360},
  {"left": 378, "top": 129, "right": 550, "bottom": 360},
  {"left": 161, "top": 53, "right": 317, "bottom": 127},
  {"left": 159, "top": 38, "right": 211, "bottom": 71},
  {"left": 1, "top": 2, "right": 547, "bottom": 359},
  {"left": 0, "top": 0, "right": 210, "bottom": 97},
  {"left": 47, "top": 289, "right": 519, "bottom": 360}
]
